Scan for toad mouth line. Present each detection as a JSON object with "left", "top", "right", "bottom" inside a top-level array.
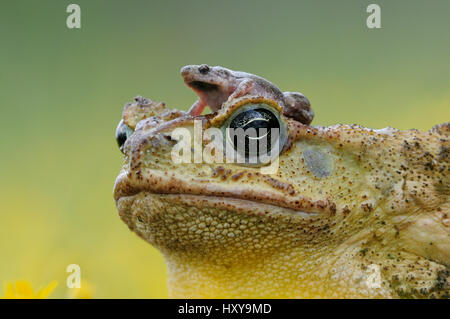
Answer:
[
  {"left": 113, "top": 170, "right": 333, "bottom": 215},
  {"left": 117, "top": 192, "right": 321, "bottom": 219}
]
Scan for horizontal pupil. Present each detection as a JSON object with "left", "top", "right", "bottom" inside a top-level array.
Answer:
[
  {"left": 228, "top": 107, "right": 281, "bottom": 158},
  {"left": 243, "top": 119, "right": 270, "bottom": 132},
  {"left": 230, "top": 108, "right": 279, "bottom": 130}
]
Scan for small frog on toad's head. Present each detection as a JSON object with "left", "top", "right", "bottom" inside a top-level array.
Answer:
[{"left": 181, "top": 64, "right": 314, "bottom": 125}]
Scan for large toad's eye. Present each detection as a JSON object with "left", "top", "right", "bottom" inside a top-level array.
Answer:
[
  {"left": 115, "top": 119, "right": 133, "bottom": 153},
  {"left": 221, "top": 103, "right": 287, "bottom": 165}
]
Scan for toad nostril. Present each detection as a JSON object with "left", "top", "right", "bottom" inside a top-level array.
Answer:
[{"left": 199, "top": 64, "right": 210, "bottom": 74}]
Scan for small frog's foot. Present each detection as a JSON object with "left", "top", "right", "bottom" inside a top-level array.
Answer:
[{"left": 283, "top": 92, "right": 314, "bottom": 125}]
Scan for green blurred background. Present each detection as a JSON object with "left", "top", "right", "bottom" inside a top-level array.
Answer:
[{"left": 0, "top": 0, "right": 449, "bottom": 298}]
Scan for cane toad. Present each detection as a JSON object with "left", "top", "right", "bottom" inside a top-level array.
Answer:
[{"left": 113, "top": 68, "right": 449, "bottom": 299}]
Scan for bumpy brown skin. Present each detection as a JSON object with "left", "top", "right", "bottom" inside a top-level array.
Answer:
[{"left": 114, "top": 96, "right": 449, "bottom": 298}]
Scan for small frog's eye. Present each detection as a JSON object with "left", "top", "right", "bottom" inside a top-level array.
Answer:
[
  {"left": 198, "top": 64, "right": 210, "bottom": 74},
  {"left": 221, "top": 103, "right": 287, "bottom": 165},
  {"left": 115, "top": 119, "right": 133, "bottom": 153}
]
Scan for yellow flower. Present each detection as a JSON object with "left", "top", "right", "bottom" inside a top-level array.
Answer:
[
  {"left": 2, "top": 280, "right": 58, "bottom": 299},
  {"left": 67, "top": 280, "right": 93, "bottom": 299}
]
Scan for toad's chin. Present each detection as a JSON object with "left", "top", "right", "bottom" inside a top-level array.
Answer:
[{"left": 115, "top": 191, "right": 325, "bottom": 255}]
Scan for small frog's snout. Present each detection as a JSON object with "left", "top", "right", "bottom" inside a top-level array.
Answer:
[
  {"left": 180, "top": 64, "right": 211, "bottom": 80},
  {"left": 180, "top": 65, "right": 192, "bottom": 79}
]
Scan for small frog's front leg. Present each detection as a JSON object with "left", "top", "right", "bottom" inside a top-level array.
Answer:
[
  {"left": 227, "top": 78, "right": 255, "bottom": 101},
  {"left": 187, "top": 99, "right": 207, "bottom": 116}
]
